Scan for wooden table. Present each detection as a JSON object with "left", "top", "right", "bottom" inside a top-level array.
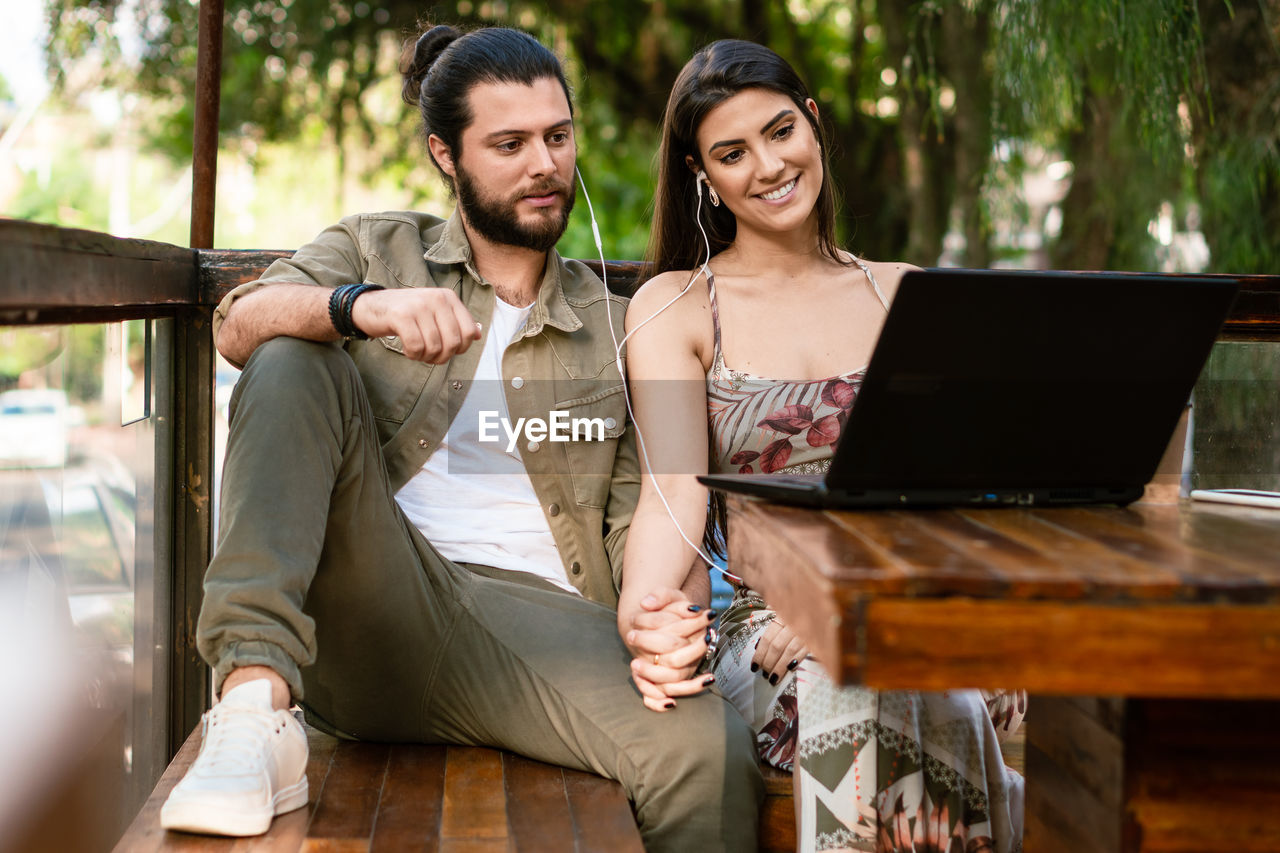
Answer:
[{"left": 726, "top": 496, "right": 1280, "bottom": 853}]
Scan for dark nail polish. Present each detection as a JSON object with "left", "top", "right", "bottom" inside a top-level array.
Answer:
[
  {"left": 706, "top": 610, "right": 718, "bottom": 620},
  {"left": 704, "top": 629, "right": 713, "bottom": 644},
  {"left": 687, "top": 604, "right": 702, "bottom": 613},
  {"left": 753, "top": 638, "right": 760, "bottom": 649},
  {"left": 703, "top": 674, "right": 716, "bottom": 686},
  {"left": 750, "top": 662, "right": 759, "bottom": 673},
  {"left": 787, "top": 659, "right": 799, "bottom": 671},
  {"left": 769, "top": 673, "right": 779, "bottom": 686},
  {"left": 664, "top": 701, "right": 676, "bottom": 709},
  {"left": 760, "top": 668, "right": 770, "bottom": 680}
]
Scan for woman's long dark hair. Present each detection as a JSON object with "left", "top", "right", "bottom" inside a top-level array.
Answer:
[{"left": 645, "top": 41, "right": 849, "bottom": 557}]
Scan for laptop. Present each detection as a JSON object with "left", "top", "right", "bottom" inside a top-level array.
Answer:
[{"left": 697, "top": 268, "right": 1239, "bottom": 509}]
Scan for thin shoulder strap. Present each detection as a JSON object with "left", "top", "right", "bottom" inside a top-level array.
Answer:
[
  {"left": 851, "top": 256, "right": 890, "bottom": 310},
  {"left": 706, "top": 267, "right": 727, "bottom": 377}
]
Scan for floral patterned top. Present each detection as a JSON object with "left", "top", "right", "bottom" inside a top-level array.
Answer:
[{"left": 706, "top": 258, "right": 889, "bottom": 477}]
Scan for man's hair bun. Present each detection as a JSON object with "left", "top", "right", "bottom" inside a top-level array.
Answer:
[{"left": 400, "top": 25, "right": 461, "bottom": 106}]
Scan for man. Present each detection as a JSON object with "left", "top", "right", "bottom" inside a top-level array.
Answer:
[{"left": 158, "top": 25, "right": 761, "bottom": 851}]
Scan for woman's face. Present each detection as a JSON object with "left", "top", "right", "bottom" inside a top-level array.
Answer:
[{"left": 693, "top": 87, "right": 823, "bottom": 238}]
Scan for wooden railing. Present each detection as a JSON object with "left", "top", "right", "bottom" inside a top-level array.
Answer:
[
  {"left": 195, "top": 248, "right": 651, "bottom": 303},
  {"left": 7, "top": 218, "right": 1278, "bottom": 334}
]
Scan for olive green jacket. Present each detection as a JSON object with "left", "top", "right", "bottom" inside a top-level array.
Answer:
[{"left": 213, "top": 210, "right": 638, "bottom": 606}]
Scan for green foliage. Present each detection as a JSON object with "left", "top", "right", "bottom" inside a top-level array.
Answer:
[
  {"left": 1192, "top": 0, "right": 1280, "bottom": 273},
  {"left": 9, "top": 144, "right": 110, "bottom": 231},
  {"left": 0, "top": 328, "right": 64, "bottom": 384},
  {"left": 39, "top": 0, "right": 1280, "bottom": 272},
  {"left": 0, "top": 326, "right": 102, "bottom": 404},
  {"left": 993, "top": 0, "right": 1205, "bottom": 157},
  {"left": 1199, "top": 138, "right": 1280, "bottom": 272},
  {"left": 993, "top": 0, "right": 1210, "bottom": 270}
]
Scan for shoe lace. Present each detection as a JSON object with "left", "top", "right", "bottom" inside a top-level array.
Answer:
[{"left": 198, "top": 705, "right": 286, "bottom": 775}]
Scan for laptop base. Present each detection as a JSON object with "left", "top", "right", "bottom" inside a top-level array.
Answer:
[{"left": 697, "top": 473, "right": 1143, "bottom": 510}]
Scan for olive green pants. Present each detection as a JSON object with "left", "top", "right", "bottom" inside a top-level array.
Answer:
[{"left": 197, "top": 337, "right": 762, "bottom": 852}]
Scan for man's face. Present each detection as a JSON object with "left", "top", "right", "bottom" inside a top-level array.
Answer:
[{"left": 447, "top": 77, "right": 577, "bottom": 252}]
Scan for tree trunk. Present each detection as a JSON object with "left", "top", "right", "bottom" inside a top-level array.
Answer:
[
  {"left": 942, "top": 4, "right": 993, "bottom": 268},
  {"left": 880, "top": 1, "right": 942, "bottom": 266},
  {"left": 1050, "top": 88, "right": 1117, "bottom": 270}
]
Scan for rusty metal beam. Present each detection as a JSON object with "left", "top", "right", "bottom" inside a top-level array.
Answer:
[
  {"left": 190, "top": 0, "right": 224, "bottom": 250},
  {"left": 171, "top": 0, "right": 225, "bottom": 752}
]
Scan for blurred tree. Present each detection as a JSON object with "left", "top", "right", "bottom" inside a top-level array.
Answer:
[
  {"left": 9, "top": 140, "right": 110, "bottom": 231},
  {"left": 1192, "top": 0, "right": 1280, "bottom": 273},
  {"left": 0, "top": 329, "right": 65, "bottom": 386},
  {"left": 995, "top": 0, "right": 1212, "bottom": 270},
  {"left": 41, "top": 0, "right": 1276, "bottom": 271},
  {"left": 0, "top": 326, "right": 103, "bottom": 405}
]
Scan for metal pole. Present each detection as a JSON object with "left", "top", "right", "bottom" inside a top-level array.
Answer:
[
  {"left": 172, "top": 0, "right": 223, "bottom": 754},
  {"left": 190, "top": 0, "right": 224, "bottom": 249}
]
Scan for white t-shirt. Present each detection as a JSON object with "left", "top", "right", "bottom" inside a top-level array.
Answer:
[{"left": 394, "top": 296, "right": 574, "bottom": 593}]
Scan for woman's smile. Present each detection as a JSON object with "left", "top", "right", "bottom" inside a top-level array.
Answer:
[{"left": 758, "top": 177, "right": 798, "bottom": 202}]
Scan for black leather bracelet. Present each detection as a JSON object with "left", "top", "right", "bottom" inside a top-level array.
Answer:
[
  {"left": 327, "top": 284, "right": 352, "bottom": 337},
  {"left": 328, "top": 283, "right": 384, "bottom": 340},
  {"left": 345, "top": 284, "right": 383, "bottom": 340},
  {"left": 339, "top": 285, "right": 362, "bottom": 337}
]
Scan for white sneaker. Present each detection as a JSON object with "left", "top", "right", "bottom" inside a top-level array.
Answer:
[{"left": 160, "top": 678, "right": 309, "bottom": 836}]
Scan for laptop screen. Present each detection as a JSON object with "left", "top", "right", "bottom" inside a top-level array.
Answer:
[{"left": 826, "top": 269, "right": 1238, "bottom": 492}]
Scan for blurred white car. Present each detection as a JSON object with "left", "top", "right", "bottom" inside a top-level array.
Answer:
[{"left": 0, "top": 389, "right": 70, "bottom": 468}]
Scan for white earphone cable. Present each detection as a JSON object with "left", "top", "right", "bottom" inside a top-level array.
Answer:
[{"left": 575, "top": 167, "right": 739, "bottom": 583}]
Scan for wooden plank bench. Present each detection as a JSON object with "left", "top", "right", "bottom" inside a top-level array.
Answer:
[
  {"left": 116, "top": 721, "right": 797, "bottom": 852},
  {"left": 113, "top": 717, "right": 1026, "bottom": 851},
  {"left": 116, "top": 721, "right": 645, "bottom": 852}
]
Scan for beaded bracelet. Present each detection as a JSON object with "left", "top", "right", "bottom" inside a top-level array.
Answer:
[{"left": 328, "top": 283, "right": 384, "bottom": 340}]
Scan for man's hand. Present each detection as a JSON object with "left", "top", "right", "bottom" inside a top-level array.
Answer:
[
  {"left": 623, "top": 588, "right": 717, "bottom": 712},
  {"left": 351, "top": 288, "right": 483, "bottom": 363}
]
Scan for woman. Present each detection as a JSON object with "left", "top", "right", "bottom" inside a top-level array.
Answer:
[{"left": 620, "top": 40, "right": 1025, "bottom": 852}]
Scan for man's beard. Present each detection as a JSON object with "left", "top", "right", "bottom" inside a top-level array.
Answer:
[{"left": 455, "top": 165, "right": 576, "bottom": 253}]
